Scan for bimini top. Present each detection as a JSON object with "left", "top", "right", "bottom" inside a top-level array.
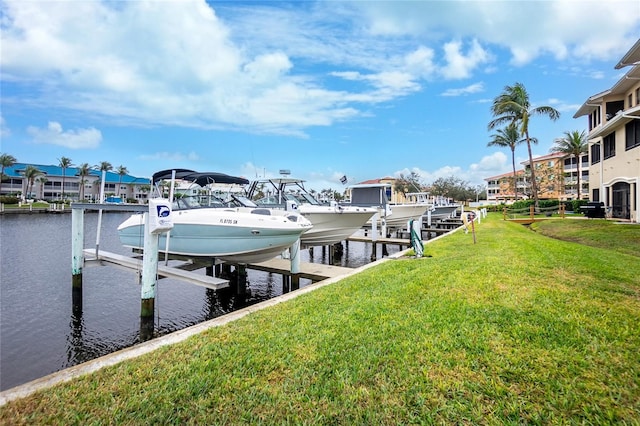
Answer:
[{"left": 152, "top": 169, "right": 249, "bottom": 186}]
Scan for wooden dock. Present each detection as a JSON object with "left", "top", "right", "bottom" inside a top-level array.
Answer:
[
  {"left": 346, "top": 235, "right": 411, "bottom": 246},
  {"left": 83, "top": 249, "right": 229, "bottom": 290},
  {"left": 248, "top": 258, "right": 353, "bottom": 281}
]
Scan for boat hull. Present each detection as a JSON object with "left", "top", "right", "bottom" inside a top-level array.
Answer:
[
  {"left": 425, "top": 205, "right": 459, "bottom": 222},
  {"left": 117, "top": 208, "right": 312, "bottom": 264},
  {"left": 297, "top": 206, "right": 377, "bottom": 246},
  {"left": 366, "top": 204, "right": 428, "bottom": 229}
]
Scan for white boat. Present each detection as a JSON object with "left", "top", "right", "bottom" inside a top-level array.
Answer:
[
  {"left": 347, "top": 183, "right": 429, "bottom": 230},
  {"left": 117, "top": 170, "right": 312, "bottom": 264},
  {"left": 243, "top": 178, "right": 377, "bottom": 247},
  {"left": 423, "top": 196, "right": 460, "bottom": 223}
]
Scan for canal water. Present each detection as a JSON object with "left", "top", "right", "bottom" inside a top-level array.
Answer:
[{"left": 0, "top": 212, "right": 402, "bottom": 391}]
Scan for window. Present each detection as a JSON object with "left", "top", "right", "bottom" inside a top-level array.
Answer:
[
  {"left": 629, "top": 93, "right": 633, "bottom": 109},
  {"left": 591, "top": 143, "right": 601, "bottom": 164},
  {"left": 589, "top": 108, "right": 601, "bottom": 131},
  {"left": 603, "top": 133, "right": 616, "bottom": 159},
  {"left": 606, "top": 100, "right": 624, "bottom": 119},
  {"left": 636, "top": 87, "right": 640, "bottom": 106},
  {"left": 592, "top": 188, "right": 600, "bottom": 202},
  {"left": 625, "top": 119, "right": 640, "bottom": 150}
]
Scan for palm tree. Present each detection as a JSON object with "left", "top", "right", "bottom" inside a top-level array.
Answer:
[
  {"left": 0, "top": 153, "right": 17, "bottom": 196},
  {"left": 551, "top": 130, "right": 588, "bottom": 200},
  {"left": 96, "top": 161, "right": 113, "bottom": 172},
  {"left": 488, "top": 82, "right": 560, "bottom": 207},
  {"left": 487, "top": 123, "right": 526, "bottom": 201},
  {"left": 58, "top": 156, "right": 73, "bottom": 200},
  {"left": 116, "top": 165, "right": 128, "bottom": 199},
  {"left": 76, "top": 163, "right": 92, "bottom": 201},
  {"left": 37, "top": 176, "right": 48, "bottom": 199},
  {"left": 22, "top": 165, "right": 43, "bottom": 199}
]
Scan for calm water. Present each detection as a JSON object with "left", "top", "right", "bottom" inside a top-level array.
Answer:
[{"left": 0, "top": 212, "right": 400, "bottom": 391}]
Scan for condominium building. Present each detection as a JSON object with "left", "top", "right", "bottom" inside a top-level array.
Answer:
[
  {"left": 485, "top": 170, "right": 525, "bottom": 203},
  {"left": 574, "top": 39, "right": 640, "bottom": 222},
  {"left": 485, "top": 152, "right": 589, "bottom": 203},
  {"left": 0, "top": 163, "right": 151, "bottom": 203}
]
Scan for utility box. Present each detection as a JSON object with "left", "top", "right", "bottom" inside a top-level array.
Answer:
[{"left": 149, "top": 198, "right": 173, "bottom": 234}]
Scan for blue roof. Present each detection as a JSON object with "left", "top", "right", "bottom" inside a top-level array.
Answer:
[{"left": 2, "top": 163, "right": 150, "bottom": 184}]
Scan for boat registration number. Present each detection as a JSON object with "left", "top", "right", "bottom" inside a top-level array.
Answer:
[{"left": 220, "top": 218, "right": 238, "bottom": 225}]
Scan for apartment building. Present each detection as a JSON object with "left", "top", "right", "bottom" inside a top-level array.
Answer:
[
  {"left": 0, "top": 163, "right": 151, "bottom": 203},
  {"left": 485, "top": 170, "right": 525, "bottom": 203},
  {"left": 574, "top": 39, "right": 640, "bottom": 222},
  {"left": 485, "top": 151, "right": 589, "bottom": 203}
]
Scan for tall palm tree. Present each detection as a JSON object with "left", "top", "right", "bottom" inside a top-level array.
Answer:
[
  {"left": 488, "top": 82, "right": 560, "bottom": 207},
  {"left": 487, "top": 123, "right": 526, "bottom": 201},
  {"left": 58, "top": 156, "right": 73, "bottom": 200},
  {"left": 0, "top": 153, "right": 17, "bottom": 196},
  {"left": 76, "top": 163, "right": 92, "bottom": 201},
  {"left": 22, "top": 165, "right": 43, "bottom": 199},
  {"left": 96, "top": 161, "right": 113, "bottom": 172},
  {"left": 551, "top": 130, "right": 588, "bottom": 200},
  {"left": 116, "top": 165, "right": 128, "bottom": 199},
  {"left": 37, "top": 176, "right": 48, "bottom": 199}
]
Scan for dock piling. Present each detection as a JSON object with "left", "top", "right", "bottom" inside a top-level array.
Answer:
[{"left": 71, "top": 208, "right": 84, "bottom": 310}]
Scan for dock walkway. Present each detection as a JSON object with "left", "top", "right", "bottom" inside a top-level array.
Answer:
[{"left": 83, "top": 249, "right": 229, "bottom": 290}]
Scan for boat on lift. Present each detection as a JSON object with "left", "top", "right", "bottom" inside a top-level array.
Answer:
[
  {"left": 347, "top": 183, "right": 429, "bottom": 230},
  {"left": 117, "top": 170, "right": 312, "bottom": 264},
  {"left": 243, "top": 177, "right": 377, "bottom": 248}
]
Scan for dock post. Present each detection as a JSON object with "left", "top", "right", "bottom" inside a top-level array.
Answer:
[
  {"left": 236, "top": 265, "right": 247, "bottom": 296},
  {"left": 71, "top": 207, "right": 84, "bottom": 310},
  {"left": 290, "top": 238, "right": 301, "bottom": 289},
  {"left": 371, "top": 213, "right": 379, "bottom": 261},
  {"left": 140, "top": 212, "right": 159, "bottom": 340}
]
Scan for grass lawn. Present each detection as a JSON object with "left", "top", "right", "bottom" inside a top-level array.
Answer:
[
  {"left": 531, "top": 218, "right": 639, "bottom": 258},
  {"left": 1, "top": 214, "right": 639, "bottom": 424}
]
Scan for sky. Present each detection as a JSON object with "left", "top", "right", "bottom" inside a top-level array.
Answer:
[{"left": 1, "top": 0, "right": 639, "bottom": 192}]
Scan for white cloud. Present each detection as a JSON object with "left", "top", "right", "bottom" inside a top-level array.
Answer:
[
  {"left": 27, "top": 122, "right": 102, "bottom": 149},
  {"left": 441, "top": 82, "right": 485, "bottom": 97},
  {"left": 393, "top": 151, "right": 510, "bottom": 188},
  {"left": 1, "top": 0, "right": 639, "bottom": 138},
  {"left": 349, "top": 0, "right": 640, "bottom": 65},
  {"left": 440, "top": 39, "right": 491, "bottom": 79}
]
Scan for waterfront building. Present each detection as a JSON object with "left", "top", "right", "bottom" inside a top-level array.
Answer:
[
  {"left": 574, "top": 39, "right": 640, "bottom": 222},
  {"left": 485, "top": 170, "right": 526, "bottom": 203},
  {"left": 485, "top": 151, "right": 589, "bottom": 203},
  {"left": 0, "top": 163, "right": 151, "bottom": 203}
]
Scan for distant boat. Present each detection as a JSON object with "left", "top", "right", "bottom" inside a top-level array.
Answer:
[
  {"left": 422, "top": 195, "right": 460, "bottom": 223},
  {"left": 117, "top": 170, "right": 312, "bottom": 264},
  {"left": 346, "top": 183, "right": 429, "bottom": 230},
  {"left": 243, "top": 178, "right": 377, "bottom": 247}
]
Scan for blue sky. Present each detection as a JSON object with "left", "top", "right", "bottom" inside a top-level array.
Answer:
[{"left": 1, "top": 1, "right": 639, "bottom": 191}]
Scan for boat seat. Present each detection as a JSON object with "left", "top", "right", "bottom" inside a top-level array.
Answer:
[{"left": 251, "top": 208, "right": 272, "bottom": 216}]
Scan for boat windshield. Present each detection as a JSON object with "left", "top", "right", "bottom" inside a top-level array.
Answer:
[{"left": 172, "top": 195, "right": 229, "bottom": 210}]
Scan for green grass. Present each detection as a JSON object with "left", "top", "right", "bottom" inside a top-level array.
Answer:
[
  {"left": 2, "top": 214, "right": 639, "bottom": 424},
  {"left": 531, "top": 218, "right": 640, "bottom": 258}
]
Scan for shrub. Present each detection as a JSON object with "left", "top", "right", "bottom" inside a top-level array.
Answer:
[{"left": 0, "top": 196, "right": 19, "bottom": 204}]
